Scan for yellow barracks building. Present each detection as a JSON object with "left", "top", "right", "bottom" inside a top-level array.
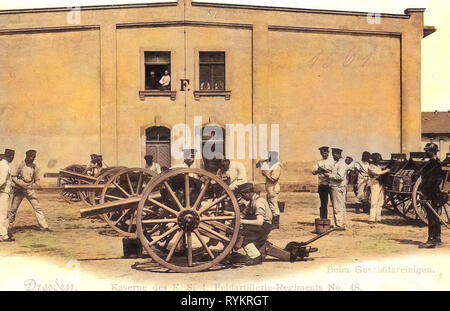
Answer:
[{"left": 0, "top": 0, "right": 435, "bottom": 188}]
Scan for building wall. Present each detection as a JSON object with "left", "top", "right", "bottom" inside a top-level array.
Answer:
[
  {"left": 0, "top": 1, "right": 428, "bottom": 188},
  {"left": 265, "top": 31, "right": 401, "bottom": 183},
  {"left": 0, "top": 30, "right": 100, "bottom": 170}
]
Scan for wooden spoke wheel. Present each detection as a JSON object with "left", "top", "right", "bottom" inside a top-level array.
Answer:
[
  {"left": 388, "top": 192, "right": 419, "bottom": 222},
  {"left": 86, "top": 167, "right": 126, "bottom": 206},
  {"left": 99, "top": 168, "right": 156, "bottom": 237},
  {"left": 78, "top": 166, "right": 105, "bottom": 205},
  {"left": 383, "top": 192, "right": 396, "bottom": 212},
  {"left": 57, "top": 165, "right": 86, "bottom": 203},
  {"left": 136, "top": 168, "right": 241, "bottom": 273},
  {"left": 412, "top": 176, "right": 450, "bottom": 226}
]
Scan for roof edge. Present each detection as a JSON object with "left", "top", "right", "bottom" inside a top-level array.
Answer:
[
  {"left": 0, "top": 2, "right": 177, "bottom": 15},
  {"left": 192, "top": 2, "right": 411, "bottom": 19}
]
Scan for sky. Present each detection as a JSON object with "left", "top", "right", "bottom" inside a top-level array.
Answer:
[{"left": 0, "top": 0, "right": 449, "bottom": 112}]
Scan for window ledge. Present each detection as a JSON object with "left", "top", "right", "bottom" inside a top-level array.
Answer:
[
  {"left": 139, "top": 90, "right": 177, "bottom": 101},
  {"left": 194, "top": 90, "right": 231, "bottom": 101}
]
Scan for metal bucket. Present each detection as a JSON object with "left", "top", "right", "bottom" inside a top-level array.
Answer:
[
  {"left": 315, "top": 218, "right": 331, "bottom": 234},
  {"left": 122, "top": 238, "right": 143, "bottom": 258}
]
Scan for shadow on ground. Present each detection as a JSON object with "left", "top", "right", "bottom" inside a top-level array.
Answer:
[{"left": 390, "top": 238, "right": 423, "bottom": 246}]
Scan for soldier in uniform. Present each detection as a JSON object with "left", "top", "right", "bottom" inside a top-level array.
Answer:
[
  {"left": 323, "top": 148, "right": 348, "bottom": 230},
  {"left": 419, "top": 143, "right": 445, "bottom": 248},
  {"left": 257, "top": 151, "right": 281, "bottom": 229},
  {"left": 8, "top": 150, "right": 50, "bottom": 231},
  {"left": 367, "top": 153, "right": 390, "bottom": 224},
  {"left": 86, "top": 154, "right": 103, "bottom": 176},
  {"left": 217, "top": 159, "right": 247, "bottom": 191},
  {"left": 236, "top": 183, "right": 273, "bottom": 265},
  {"left": 312, "top": 146, "right": 335, "bottom": 220},
  {"left": 144, "top": 154, "right": 162, "bottom": 174},
  {"left": 0, "top": 149, "right": 15, "bottom": 242},
  {"left": 354, "top": 151, "right": 372, "bottom": 214}
]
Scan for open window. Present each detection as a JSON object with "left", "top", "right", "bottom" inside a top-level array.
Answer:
[
  {"left": 195, "top": 52, "right": 231, "bottom": 100},
  {"left": 140, "top": 51, "right": 176, "bottom": 101},
  {"left": 145, "top": 52, "right": 171, "bottom": 90}
]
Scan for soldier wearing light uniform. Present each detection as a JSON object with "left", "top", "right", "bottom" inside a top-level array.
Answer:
[
  {"left": 217, "top": 159, "right": 247, "bottom": 191},
  {"left": 144, "top": 154, "right": 162, "bottom": 174},
  {"left": 367, "top": 153, "right": 390, "bottom": 224},
  {"left": 8, "top": 150, "right": 50, "bottom": 231},
  {"left": 323, "top": 148, "right": 347, "bottom": 230},
  {"left": 0, "top": 149, "right": 15, "bottom": 242},
  {"left": 257, "top": 151, "right": 281, "bottom": 229},
  {"left": 312, "top": 146, "right": 335, "bottom": 219},
  {"left": 236, "top": 183, "right": 273, "bottom": 265},
  {"left": 354, "top": 151, "right": 371, "bottom": 213},
  {"left": 86, "top": 154, "right": 103, "bottom": 176}
]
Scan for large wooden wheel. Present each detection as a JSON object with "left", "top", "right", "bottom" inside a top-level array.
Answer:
[
  {"left": 99, "top": 168, "right": 156, "bottom": 237},
  {"left": 85, "top": 167, "right": 126, "bottom": 206},
  {"left": 57, "top": 165, "right": 86, "bottom": 203},
  {"left": 388, "top": 193, "right": 419, "bottom": 222},
  {"left": 136, "top": 168, "right": 241, "bottom": 273},
  {"left": 412, "top": 176, "right": 450, "bottom": 226}
]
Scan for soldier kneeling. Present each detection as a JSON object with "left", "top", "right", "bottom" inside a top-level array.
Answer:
[
  {"left": 232, "top": 183, "right": 319, "bottom": 265},
  {"left": 235, "top": 183, "right": 273, "bottom": 265}
]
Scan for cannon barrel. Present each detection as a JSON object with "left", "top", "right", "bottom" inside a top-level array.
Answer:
[
  {"left": 80, "top": 192, "right": 162, "bottom": 218},
  {"left": 59, "top": 170, "right": 99, "bottom": 182},
  {"left": 63, "top": 184, "right": 115, "bottom": 190}
]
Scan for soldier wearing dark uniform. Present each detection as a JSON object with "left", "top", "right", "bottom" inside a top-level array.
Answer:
[{"left": 420, "top": 143, "right": 445, "bottom": 248}]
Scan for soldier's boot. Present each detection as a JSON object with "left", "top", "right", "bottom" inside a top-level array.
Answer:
[
  {"left": 419, "top": 238, "right": 438, "bottom": 248},
  {"left": 243, "top": 243, "right": 263, "bottom": 266}
]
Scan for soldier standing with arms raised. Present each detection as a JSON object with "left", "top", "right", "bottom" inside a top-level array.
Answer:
[
  {"left": 324, "top": 148, "right": 348, "bottom": 230},
  {"left": 257, "top": 151, "right": 281, "bottom": 229},
  {"left": 312, "top": 146, "right": 335, "bottom": 220}
]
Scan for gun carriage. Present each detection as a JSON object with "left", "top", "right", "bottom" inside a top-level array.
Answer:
[
  {"left": 52, "top": 166, "right": 328, "bottom": 272},
  {"left": 382, "top": 153, "right": 450, "bottom": 226}
]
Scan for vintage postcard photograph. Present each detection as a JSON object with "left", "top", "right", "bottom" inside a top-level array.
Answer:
[{"left": 0, "top": 0, "right": 449, "bottom": 293}]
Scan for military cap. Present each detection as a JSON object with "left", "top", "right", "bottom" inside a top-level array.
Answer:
[
  {"left": 236, "top": 182, "right": 255, "bottom": 194},
  {"left": 4, "top": 149, "right": 15, "bottom": 157},
  {"left": 424, "top": 143, "right": 439, "bottom": 153},
  {"left": 144, "top": 154, "right": 154, "bottom": 160},
  {"left": 90, "top": 154, "right": 97, "bottom": 159},
  {"left": 319, "top": 146, "right": 329, "bottom": 152},
  {"left": 331, "top": 148, "right": 343, "bottom": 154},
  {"left": 26, "top": 149, "right": 37, "bottom": 157}
]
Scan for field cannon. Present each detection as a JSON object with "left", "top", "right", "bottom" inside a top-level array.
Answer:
[
  {"left": 78, "top": 167, "right": 331, "bottom": 273},
  {"left": 56, "top": 165, "right": 125, "bottom": 205},
  {"left": 382, "top": 152, "right": 450, "bottom": 226}
]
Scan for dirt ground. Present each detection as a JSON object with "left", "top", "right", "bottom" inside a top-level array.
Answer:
[{"left": 1, "top": 191, "right": 449, "bottom": 291}]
